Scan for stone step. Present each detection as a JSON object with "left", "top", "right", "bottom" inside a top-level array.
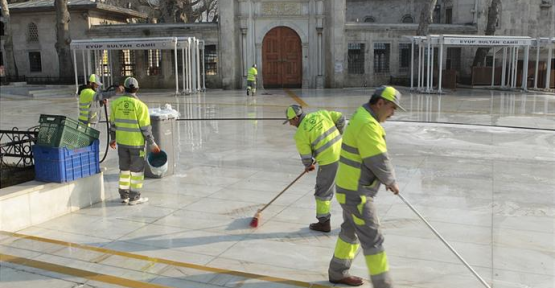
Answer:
[
  {"left": 0, "top": 169, "right": 105, "bottom": 232},
  {"left": 29, "top": 88, "right": 76, "bottom": 98}
]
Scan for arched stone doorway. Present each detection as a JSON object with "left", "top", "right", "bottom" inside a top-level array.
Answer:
[{"left": 262, "top": 26, "right": 302, "bottom": 88}]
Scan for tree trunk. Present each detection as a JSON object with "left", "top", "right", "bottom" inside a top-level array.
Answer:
[
  {"left": 55, "top": 0, "right": 73, "bottom": 79},
  {"left": 472, "top": 0, "right": 502, "bottom": 67},
  {"left": 416, "top": 0, "right": 438, "bottom": 36},
  {"left": 1, "top": 0, "right": 19, "bottom": 78},
  {"left": 159, "top": 0, "right": 180, "bottom": 23}
]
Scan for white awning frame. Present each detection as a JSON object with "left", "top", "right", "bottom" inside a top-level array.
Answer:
[
  {"left": 531, "top": 37, "right": 555, "bottom": 90},
  {"left": 404, "top": 34, "right": 542, "bottom": 93},
  {"left": 70, "top": 37, "right": 205, "bottom": 95}
]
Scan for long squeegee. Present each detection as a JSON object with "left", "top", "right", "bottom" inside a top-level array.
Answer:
[{"left": 397, "top": 193, "right": 491, "bottom": 288}]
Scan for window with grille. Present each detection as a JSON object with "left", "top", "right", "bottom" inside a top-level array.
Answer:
[
  {"left": 446, "top": 8, "right": 453, "bottom": 24},
  {"left": 433, "top": 5, "right": 441, "bottom": 23},
  {"left": 364, "top": 17, "right": 375, "bottom": 23},
  {"left": 146, "top": 49, "right": 161, "bottom": 76},
  {"left": 401, "top": 15, "right": 414, "bottom": 23},
  {"left": 446, "top": 48, "right": 461, "bottom": 71},
  {"left": 348, "top": 43, "right": 365, "bottom": 74},
  {"left": 27, "top": 23, "right": 39, "bottom": 42},
  {"left": 204, "top": 45, "right": 218, "bottom": 75},
  {"left": 424, "top": 47, "right": 439, "bottom": 68},
  {"left": 374, "top": 43, "right": 390, "bottom": 74},
  {"left": 171, "top": 50, "right": 184, "bottom": 75},
  {"left": 29, "top": 52, "right": 42, "bottom": 72},
  {"left": 119, "top": 50, "right": 136, "bottom": 77},
  {"left": 96, "top": 50, "right": 110, "bottom": 76},
  {"left": 399, "top": 43, "right": 411, "bottom": 72}
]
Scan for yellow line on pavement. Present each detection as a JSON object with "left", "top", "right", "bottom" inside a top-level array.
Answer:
[
  {"left": 285, "top": 89, "right": 309, "bottom": 107},
  {"left": 1, "top": 231, "right": 331, "bottom": 288},
  {"left": 0, "top": 253, "right": 169, "bottom": 288}
]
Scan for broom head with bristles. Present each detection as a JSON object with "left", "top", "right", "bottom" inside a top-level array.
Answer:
[{"left": 250, "top": 210, "right": 262, "bottom": 228}]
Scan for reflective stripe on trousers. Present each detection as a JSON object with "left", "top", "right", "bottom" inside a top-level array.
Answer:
[
  {"left": 119, "top": 170, "right": 130, "bottom": 190},
  {"left": 314, "top": 161, "right": 338, "bottom": 222},
  {"left": 329, "top": 194, "right": 393, "bottom": 288},
  {"left": 118, "top": 147, "right": 145, "bottom": 198}
]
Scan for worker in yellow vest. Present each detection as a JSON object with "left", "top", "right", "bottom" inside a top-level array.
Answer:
[
  {"left": 109, "top": 77, "right": 160, "bottom": 205},
  {"left": 78, "top": 74, "right": 123, "bottom": 127},
  {"left": 247, "top": 64, "right": 258, "bottom": 96},
  {"left": 284, "top": 105, "right": 345, "bottom": 232},
  {"left": 328, "top": 86, "right": 405, "bottom": 287}
]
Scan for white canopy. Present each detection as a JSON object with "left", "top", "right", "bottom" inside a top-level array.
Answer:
[
  {"left": 70, "top": 37, "right": 205, "bottom": 95},
  {"left": 405, "top": 34, "right": 537, "bottom": 93},
  {"left": 531, "top": 37, "right": 555, "bottom": 89}
]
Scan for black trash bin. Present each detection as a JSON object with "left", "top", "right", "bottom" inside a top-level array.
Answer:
[{"left": 145, "top": 107, "right": 178, "bottom": 178}]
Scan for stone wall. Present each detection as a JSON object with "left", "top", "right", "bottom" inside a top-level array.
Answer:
[
  {"left": 8, "top": 11, "right": 92, "bottom": 77},
  {"left": 343, "top": 23, "right": 478, "bottom": 87},
  {"left": 346, "top": 0, "right": 475, "bottom": 25}
]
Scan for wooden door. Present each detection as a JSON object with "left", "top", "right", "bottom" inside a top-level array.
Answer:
[{"left": 262, "top": 27, "right": 302, "bottom": 88}]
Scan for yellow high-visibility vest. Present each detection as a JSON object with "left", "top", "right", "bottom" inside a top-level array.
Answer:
[
  {"left": 247, "top": 67, "right": 258, "bottom": 81},
  {"left": 78, "top": 88, "right": 96, "bottom": 124},
  {"left": 110, "top": 95, "right": 151, "bottom": 148},
  {"left": 294, "top": 110, "right": 343, "bottom": 166},
  {"left": 336, "top": 105, "right": 388, "bottom": 194}
]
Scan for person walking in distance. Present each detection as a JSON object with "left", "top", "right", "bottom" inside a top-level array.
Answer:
[
  {"left": 109, "top": 77, "right": 160, "bottom": 205},
  {"left": 247, "top": 64, "right": 258, "bottom": 96},
  {"left": 328, "top": 86, "right": 405, "bottom": 287},
  {"left": 284, "top": 104, "right": 345, "bottom": 232},
  {"left": 78, "top": 74, "right": 123, "bottom": 127}
]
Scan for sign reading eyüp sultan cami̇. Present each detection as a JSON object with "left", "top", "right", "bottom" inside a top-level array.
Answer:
[{"left": 444, "top": 37, "right": 532, "bottom": 46}]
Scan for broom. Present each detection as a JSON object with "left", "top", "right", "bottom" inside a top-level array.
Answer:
[{"left": 249, "top": 169, "right": 308, "bottom": 228}]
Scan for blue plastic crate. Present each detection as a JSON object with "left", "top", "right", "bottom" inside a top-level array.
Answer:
[{"left": 33, "top": 140, "right": 100, "bottom": 183}]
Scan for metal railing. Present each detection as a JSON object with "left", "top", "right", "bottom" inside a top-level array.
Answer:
[{"left": 0, "top": 127, "right": 38, "bottom": 188}]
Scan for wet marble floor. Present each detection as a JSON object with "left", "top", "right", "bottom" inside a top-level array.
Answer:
[{"left": 0, "top": 87, "right": 554, "bottom": 288}]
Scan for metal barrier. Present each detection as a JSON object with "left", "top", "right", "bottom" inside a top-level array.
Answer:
[{"left": 0, "top": 128, "right": 38, "bottom": 189}]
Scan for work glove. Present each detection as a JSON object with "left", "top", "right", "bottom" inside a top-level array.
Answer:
[
  {"left": 109, "top": 140, "right": 117, "bottom": 149},
  {"left": 305, "top": 164, "right": 316, "bottom": 173},
  {"left": 150, "top": 143, "right": 161, "bottom": 154}
]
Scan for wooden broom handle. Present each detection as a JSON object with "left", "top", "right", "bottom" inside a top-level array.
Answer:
[{"left": 258, "top": 170, "right": 307, "bottom": 213}]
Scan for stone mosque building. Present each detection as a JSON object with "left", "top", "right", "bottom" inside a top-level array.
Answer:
[{"left": 1, "top": 0, "right": 554, "bottom": 89}]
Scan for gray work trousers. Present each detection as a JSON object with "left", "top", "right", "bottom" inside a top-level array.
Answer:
[
  {"left": 118, "top": 146, "right": 145, "bottom": 201},
  {"left": 328, "top": 194, "right": 393, "bottom": 288},
  {"left": 314, "top": 162, "right": 338, "bottom": 223}
]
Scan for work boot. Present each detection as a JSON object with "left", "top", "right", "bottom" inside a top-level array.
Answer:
[
  {"left": 329, "top": 276, "right": 364, "bottom": 286},
  {"left": 309, "top": 219, "right": 330, "bottom": 232},
  {"left": 128, "top": 197, "right": 149, "bottom": 206},
  {"left": 119, "top": 189, "right": 130, "bottom": 204}
]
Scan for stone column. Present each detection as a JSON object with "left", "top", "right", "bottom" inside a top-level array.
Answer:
[
  {"left": 327, "top": 0, "right": 346, "bottom": 88},
  {"left": 111, "top": 50, "right": 121, "bottom": 83},
  {"left": 135, "top": 50, "right": 146, "bottom": 83},
  {"left": 241, "top": 28, "right": 248, "bottom": 79},
  {"left": 219, "top": 0, "right": 239, "bottom": 89},
  {"left": 314, "top": 0, "right": 324, "bottom": 88}
]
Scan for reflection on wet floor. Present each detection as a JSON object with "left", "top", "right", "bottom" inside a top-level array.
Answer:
[{"left": 0, "top": 87, "right": 554, "bottom": 288}]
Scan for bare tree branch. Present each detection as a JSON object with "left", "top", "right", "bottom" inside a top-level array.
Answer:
[
  {"left": 55, "top": 0, "right": 73, "bottom": 78},
  {"left": 472, "top": 0, "right": 502, "bottom": 67},
  {"left": 417, "top": 0, "right": 438, "bottom": 36}
]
